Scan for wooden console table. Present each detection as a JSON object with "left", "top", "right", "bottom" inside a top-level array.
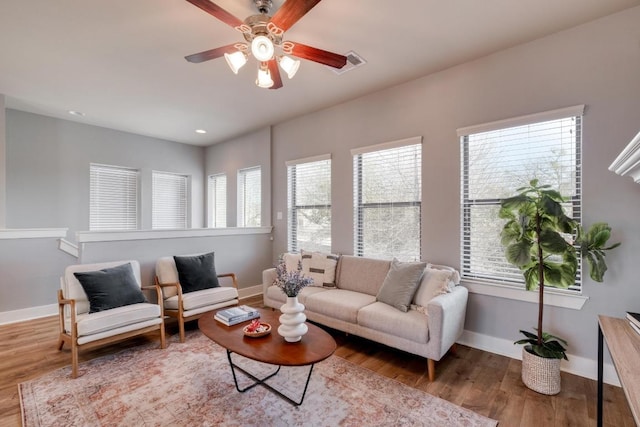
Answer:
[{"left": 597, "top": 315, "right": 640, "bottom": 426}]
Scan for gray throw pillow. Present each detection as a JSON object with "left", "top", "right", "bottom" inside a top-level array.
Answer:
[
  {"left": 173, "top": 252, "right": 220, "bottom": 294},
  {"left": 376, "top": 258, "right": 427, "bottom": 312},
  {"left": 74, "top": 263, "right": 147, "bottom": 313}
]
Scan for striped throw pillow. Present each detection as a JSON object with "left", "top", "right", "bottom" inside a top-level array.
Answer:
[{"left": 300, "top": 250, "right": 339, "bottom": 287}]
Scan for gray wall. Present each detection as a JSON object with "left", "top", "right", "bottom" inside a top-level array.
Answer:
[
  {"left": 79, "top": 234, "right": 272, "bottom": 291},
  {"left": 269, "top": 7, "right": 640, "bottom": 362},
  {"left": 5, "top": 110, "right": 206, "bottom": 238},
  {"left": 0, "top": 237, "right": 76, "bottom": 311},
  {"left": 204, "top": 127, "right": 271, "bottom": 227},
  {"left": 0, "top": 95, "right": 5, "bottom": 228}
]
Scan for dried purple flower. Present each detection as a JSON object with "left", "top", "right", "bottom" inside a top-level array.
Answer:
[{"left": 273, "top": 258, "right": 313, "bottom": 297}]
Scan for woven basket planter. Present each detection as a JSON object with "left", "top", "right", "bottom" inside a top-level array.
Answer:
[{"left": 521, "top": 347, "right": 561, "bottom": 395}]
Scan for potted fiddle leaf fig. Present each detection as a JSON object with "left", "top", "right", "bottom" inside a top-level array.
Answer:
[{"left": 499, "top": 179, "right": 619, "bottom": 395}]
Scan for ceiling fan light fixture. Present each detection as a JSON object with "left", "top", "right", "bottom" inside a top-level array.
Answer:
[
  {"left": 251, "top": 35, "right": 275, "bottom": 62},
  {"left": 256, "top": 65, "right": 274, "bottom": 88},
  {"left": 278, "top": 55, "right": 300, "bottom": 79},
  {"left": 224, "top": 51, "right": 248, "bottom": 74}
]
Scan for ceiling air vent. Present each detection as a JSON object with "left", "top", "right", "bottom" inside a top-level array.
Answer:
[{"left": 330, "top": 51, "right": 366, "bottom": 75}]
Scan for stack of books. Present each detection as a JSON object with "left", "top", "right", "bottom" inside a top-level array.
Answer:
[
  {"left": 626, "top": 312, "right": 640, "bottom": 335},
  {"left": 214, "top": 305, "right": 260, "bottom": 326}
]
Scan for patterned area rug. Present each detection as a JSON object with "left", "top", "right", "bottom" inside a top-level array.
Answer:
[{"left": 20, "top": 331, "right": 498, "bottom": 427}]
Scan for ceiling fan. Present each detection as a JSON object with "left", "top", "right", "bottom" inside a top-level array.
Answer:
[{"left": 184, "top": 0, "right": 348, "bottom": 89}]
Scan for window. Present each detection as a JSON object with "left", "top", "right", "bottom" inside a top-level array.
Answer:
[
  {"left": 287, "top": 155, "right": 331, "bottom": 253},
  {"left": 90, "top": 164, "right": 139, "bottom": 231},
  {"left": 208, "top": 174, "right": 227, "bottom": 228},
  {"left": 152, "top": 171, "right": 188, "bottom": 229},
  {"left": 352, "top": 137, "right": 422, "bottom": 261},
  {"left": 238, "top": 166, "right": 261, "bottom": 227},
  {"left": 459, "top": 105, "right": 583, "bottom": 291}
]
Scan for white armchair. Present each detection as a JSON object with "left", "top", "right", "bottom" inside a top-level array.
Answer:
[
  {"left": 57, "top": 260, "right": 166, "bottom": 378},
  {"left": 155, "top": 254, "right": 239, "bottom": 342}
]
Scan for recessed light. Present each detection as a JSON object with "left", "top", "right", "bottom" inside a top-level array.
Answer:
[
  {"left": 195, "top": 129, "right": 207, "bottom": 134},
  {"left": 68, "top": 110, "right": 85, "bottom": 117}
]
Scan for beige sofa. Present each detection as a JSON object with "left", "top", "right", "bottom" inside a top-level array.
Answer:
[{"left": 263, "top": 255, "right": 468, "bottom": 381}]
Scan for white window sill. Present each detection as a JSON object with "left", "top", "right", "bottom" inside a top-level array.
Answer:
[
  {"left": 0, "top": 228, "right": 68, "bottom": 240},
  {"left": 76, "top": 226, "right": 272, "bottom": 243},
  {"left": 462, "top": 279, "right": 588, "bottom": 310}
]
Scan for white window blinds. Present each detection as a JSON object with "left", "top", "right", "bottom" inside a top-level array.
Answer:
[
  {"left": 90, "top": 164, "right": 139, "bottom": 231},
  {"left": 208, "top": 174, "right": 227, "bottom": 228},
  {"left": 287, "top": 155, "right": 331, "bottom": 253},
  {"left": 152, "top": 171, "right": 188, "bottom": 229},
  {"left": 352, "top": 138, "right": 422, "bottom": 261},
  {"left": 238, "top": 166, "right": 261, "bottom": 227},
  {"left": 459, "top": 106, "right": 583, "bottom": 290}
]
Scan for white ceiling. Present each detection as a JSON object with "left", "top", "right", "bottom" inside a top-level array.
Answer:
[{"left": 0, "top": 0, "right": 638, "bottom": 146}]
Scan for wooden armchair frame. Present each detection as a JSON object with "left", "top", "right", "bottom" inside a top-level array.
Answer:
[
  {"left": 57, "top": 284, "right": 166, "bottom": 378},
  {"left": 154, "top": 273, "right": 238, "bottom": 343}
]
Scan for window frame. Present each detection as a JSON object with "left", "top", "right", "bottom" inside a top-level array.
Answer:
[
  {"left": 458, "top": 105, "right": 588, "bottom": 309},
  {"left": 151, "top": 170, "right": 190, "bottom": 230},
  {"left": 208, "top": 173, "right": 227, "bottom": 228},
  {"left": 89, "top": 163, "right": 140, "bottom": 231},
  {"left": 286, "top": 154, "right": 332, "bottom": 253},
  {"left": 351, "top": 136, "right": 423, "bottom": 261},
  {"left": 237, "top": 166, "right": 261, "bottom": 228}
]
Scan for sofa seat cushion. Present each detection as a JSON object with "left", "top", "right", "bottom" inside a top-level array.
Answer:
[
  {"left": 68, "top": 303, "right": 161, "bottom": 337},
  {"left": 304, "top": 290, "right": 376, "bottom": 324},
  {"left": 357, "top": 302, "right": 429, "bottom": 344},
  {"left": 265, "top": 285, "right": 327, "bottom": 305},
  {"left": 165, "top": 286, "right": 238, "bottom": 311}
]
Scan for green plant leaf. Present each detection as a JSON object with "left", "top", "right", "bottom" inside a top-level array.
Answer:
[
  {"left": 523, "top": 266, "right": 540, "bottom": 291},
  {"left": 539, "top": 228, "right": 571, "bottom": 254},
  {"left": 505, "top": 241, "right": 532, "bottom": 267}
]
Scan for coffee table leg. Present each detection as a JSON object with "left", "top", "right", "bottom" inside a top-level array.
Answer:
[
  {"left": 226, "top": 350, "right": 280, "bottom": 393},
  {"left": 226, "top": 350, "right": 315, "bottom": 406}
]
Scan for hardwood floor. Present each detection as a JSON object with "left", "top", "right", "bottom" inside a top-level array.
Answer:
[{"left": 1, "top": 296, "right": 634, "bottom": 426}]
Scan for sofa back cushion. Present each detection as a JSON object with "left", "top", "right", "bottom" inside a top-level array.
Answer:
[{"left": 336, "top": 255, "right": 391, "bottom": 296}]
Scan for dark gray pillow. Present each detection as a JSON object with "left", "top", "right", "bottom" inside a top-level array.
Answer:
[
  {"left": 376, "top": 258, "right": 427, "bottom": 312},
  {"left": 174, "top": 252, "right": 220, "bottom": 294},
  {"left": 74, "top": 263, "right": 147, "bottom": 313}
]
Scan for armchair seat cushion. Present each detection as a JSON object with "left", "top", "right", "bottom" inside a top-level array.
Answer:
[
  {"left": 357, "top": 302, "right": 429, "bottom": 344},
  {"left": 66, "top": 302, "right": 161, "bottom": 337},
  {"left": 164, "top": 286, "right": 238, "bottom": 311}
]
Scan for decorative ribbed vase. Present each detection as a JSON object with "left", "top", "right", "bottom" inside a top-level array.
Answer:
[
  {"left": 521, "top": 347, "right": 561, "bottom": 395},
  {"left": 278, "top": 296, "right": 308, "bottom": 343}
]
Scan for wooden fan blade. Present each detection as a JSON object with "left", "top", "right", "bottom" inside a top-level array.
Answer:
[
  {"left": 185, "top": 44, "right": 238, "bottom": 63},
  {"left": 185, "top": 0, "right": 244, "bottom": 28},
  {"left": 270, "top": 0, "right": 322, "bottom": 33},
  {"left": 267, "top": 60, "right": 283, "bottom": 89},
  {"left": 287, "top": 41, "right": 347, "bottom": 69}
]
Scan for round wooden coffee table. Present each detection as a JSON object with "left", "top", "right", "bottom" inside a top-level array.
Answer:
[{"left": 198, "top": 307, "right": 336, "bottom": 405}]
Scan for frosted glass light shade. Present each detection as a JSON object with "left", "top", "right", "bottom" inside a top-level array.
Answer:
[
  {"left": 224, "top": 51, "right": 247, "bottom": 74},
  {"left": 279, "top": 55, "right": 300, "bottom": 79},
  {"left": 256, "top": 67, "right": 274, "bottom": 88},
  {"left": 251, "top": 35, "right": 275, "bottom": 62}
]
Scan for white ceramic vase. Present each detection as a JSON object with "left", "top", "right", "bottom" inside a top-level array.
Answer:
[{"left": 278, "top": 296, "right": 308, "bottom": 342}]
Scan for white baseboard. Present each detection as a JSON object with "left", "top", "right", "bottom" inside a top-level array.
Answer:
[
  {"left": 458, "top": 329, "right": 621, "bottom": 387},
  {"left": 0, "top": 304, "right": 57, "bottom": 326},
  {"left": 238, "top": 285, "right": 263, "bottom": 300}
]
